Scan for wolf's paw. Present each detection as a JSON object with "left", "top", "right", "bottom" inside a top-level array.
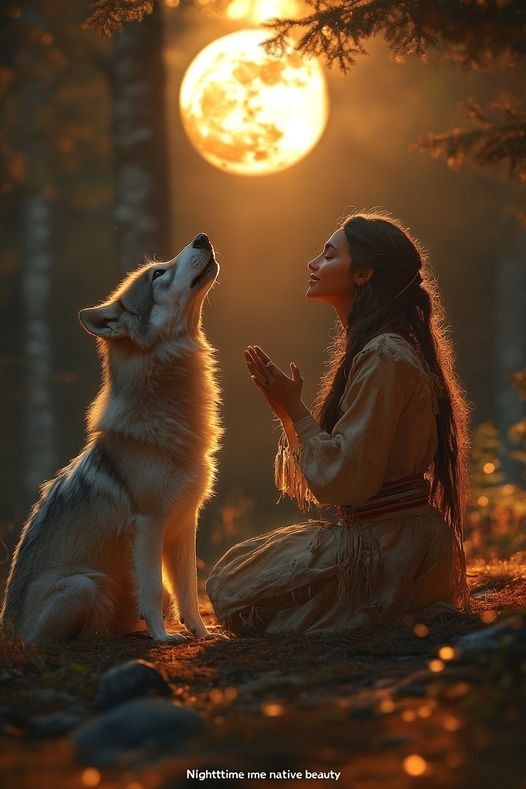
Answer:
[
  {"left": 197, "top": 629, "right": 230, "bottom": 641},
  {"left": 152, "top": 631, "right": 188, "bottom": 644}
]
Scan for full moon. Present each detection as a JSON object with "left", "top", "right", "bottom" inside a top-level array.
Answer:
[{"left": 179, "top": 29, "right": 329, "bottom": 176}]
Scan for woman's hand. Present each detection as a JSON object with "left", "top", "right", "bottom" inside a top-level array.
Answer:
[{"left": 244, "top": 345, "right": 309, "bottom": 424}]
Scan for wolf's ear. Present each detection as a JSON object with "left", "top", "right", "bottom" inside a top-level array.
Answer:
[{"left": 78, "top": 301, "right": 127, "bottom": 338}]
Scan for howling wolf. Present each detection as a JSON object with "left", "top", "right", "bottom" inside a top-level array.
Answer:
[{"left": 1, "top": 232, "right": 223, "bottom": 644}]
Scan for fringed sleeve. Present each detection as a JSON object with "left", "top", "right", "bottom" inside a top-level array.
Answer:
[{"left": 274, "top": 427, "right": 319, "bottom": 513}]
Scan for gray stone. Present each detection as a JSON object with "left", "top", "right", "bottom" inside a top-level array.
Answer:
[
  {"left": 455, "top": 617, "right": 526, "bottom": 659},
  {"left": 30, "top": 688, "right": 78, "bottom": 705},
  {"left": 95, "top": 659, "right": 172, "bottom": 709},
  {"left": 31, "top": 706, "right": 90, "bottom": 738},
  {"left": 73, "top": 697, "right": 203, "bottom": 766}
]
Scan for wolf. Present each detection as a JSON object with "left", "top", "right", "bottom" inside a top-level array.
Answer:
[{"left": 1, "top": 232, "right": 223, "bottom": 644}]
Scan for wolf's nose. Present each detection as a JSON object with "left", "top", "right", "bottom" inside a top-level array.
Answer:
[{"left": 193, "top": 232, "right": 211, "bottom": 250}]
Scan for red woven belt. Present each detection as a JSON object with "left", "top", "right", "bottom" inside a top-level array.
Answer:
[{"left": 336, "top": 475, "right": 431, "bottom": 525}]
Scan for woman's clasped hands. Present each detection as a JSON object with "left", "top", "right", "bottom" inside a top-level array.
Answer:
[{"left": 244, "top": 345, "right": 310, "bottom": 425}]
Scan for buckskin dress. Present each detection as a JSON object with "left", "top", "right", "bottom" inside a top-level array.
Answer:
[{"left": 206, "top": 332, "right": 471, "bottom": 635}]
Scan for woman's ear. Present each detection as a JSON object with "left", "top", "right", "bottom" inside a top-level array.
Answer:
[
  {"left": 357, "top": 267, "right": 374, "bottom": 286},
  {"left": 78, "top": 301, "right": 127, "bottom": 338}
]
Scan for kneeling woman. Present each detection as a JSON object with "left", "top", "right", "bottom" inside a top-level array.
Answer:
[{"left": 206, "top": 210, "right": 472, "bottom": 634}]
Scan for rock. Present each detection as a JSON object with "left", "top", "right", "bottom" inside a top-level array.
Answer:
[
  {"left": 31, "top": 706, "right": 90, "bottom": 738},
  {"left": 73, "top": 697, "right": 203, "bottom": 766},
  {"left": 30, "top": 688, "right": 78, "bottom": 705},
  {"left": 95, "top": 659, "right": 172, "bottom": 709},
  {"left": 455, "top": 617, "right": 526, "bottom": 659},
  {"left": 0, "top": 705, "right": 32, "bottom": 734}
]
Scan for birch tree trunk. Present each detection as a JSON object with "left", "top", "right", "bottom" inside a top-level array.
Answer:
[
  {"left": 495, "top": 226, "right": 526, "bottom": 483},
  {"left": 22, "top": 195, "right": 57, "bottom": 499},
  {"left": 109, "top": 2, "right": 172, "bottom": 273},
  {"left": 18, "top": 4, "right": 58, "bottom": 501}
]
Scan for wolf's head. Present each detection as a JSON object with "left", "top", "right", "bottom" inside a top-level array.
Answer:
[{"left": 78, "top": 233, "right": 219, "bottom": 348}]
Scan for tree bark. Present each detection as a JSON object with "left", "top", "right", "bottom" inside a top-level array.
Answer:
[
  {"left": 495, "top": 226, "right": 526, "bottom": 483},
  {"left": 109, "top": 2, "right": 172, "bottom": 273},
  {"left": 18, "top": 4, "right": 58, "bottom": 501},
  {"left": 22, "top": 195, "right": 58, "bottom": 499}
]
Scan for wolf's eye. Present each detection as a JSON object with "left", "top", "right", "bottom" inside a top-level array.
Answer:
[{"left": 152, "top": 269, "right": 165, "bottom": 280}]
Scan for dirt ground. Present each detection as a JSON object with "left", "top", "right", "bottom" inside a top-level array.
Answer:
[{"left": 1, "top": 559, "right": 525, "bottom": 789}]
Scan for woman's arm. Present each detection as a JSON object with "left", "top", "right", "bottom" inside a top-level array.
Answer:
[{"left": 289, "top": 341, "right": 420, "bottom": 507}]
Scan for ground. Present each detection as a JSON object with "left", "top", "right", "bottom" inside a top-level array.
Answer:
[{"left": 1, "top": 560, "right": 525, "bottom": 789}]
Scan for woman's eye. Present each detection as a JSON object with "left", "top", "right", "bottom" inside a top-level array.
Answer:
[
  {"left": 152, "top": 269, "right": 165, "bottom": 280},
  {"left": 325, "top": 256, "right": 334, "bottom": 260}
]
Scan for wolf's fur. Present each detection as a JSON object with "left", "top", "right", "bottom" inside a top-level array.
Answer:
[{"left": 1, "top": 235, "right": 222, "bottom": 644}]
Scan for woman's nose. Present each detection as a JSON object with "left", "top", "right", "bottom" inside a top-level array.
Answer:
[{"left": 308, "top": 259, "right": 318, "bottom": 273}]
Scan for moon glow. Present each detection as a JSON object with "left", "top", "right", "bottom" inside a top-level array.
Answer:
[{"left": 179, "top": 29, "right": 329, "bottom": 176}]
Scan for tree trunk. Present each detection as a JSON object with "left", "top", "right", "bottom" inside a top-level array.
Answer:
[
  {"left": 109, "top": 2, "right": 172, "bottom": 273},
  {"left": 18, "top": 4, "right": 58, "bottom": 501},
  {"left": 22, "top": 195, "right": 58, "bottom": 499},
  {"left": 495, "top": 226, "right": 526, "bottom": 483}
]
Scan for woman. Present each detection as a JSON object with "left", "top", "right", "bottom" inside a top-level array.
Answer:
[{"left": 206, "top": 210, "right": 473, "bottom": 635}]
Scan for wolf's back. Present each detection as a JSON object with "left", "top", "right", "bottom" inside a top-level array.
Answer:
[{"left": 0, "top": 475, "right": 65, "bottom": 634}]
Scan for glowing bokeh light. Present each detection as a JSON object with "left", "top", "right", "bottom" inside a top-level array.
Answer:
[
  {"left": 179, "top": 29, "right": 329, "bottom": 176},
  {"left": 81, "top": 769, "right": 101, "bottom": 788},
  {"left": 413, "top": 622, "right": 429, "bottom": 637},
  {"left": 438, "top": 645, "right": 456, "bottom": 660},
  {"left": 428, "top": 658, "right": 445, "bottom": 672},
  {"left": 262, "top": 702, "right": 285, "bottom": 716},
  {"left": 403, "top": 755, "right": 428, "bottom": 777}
]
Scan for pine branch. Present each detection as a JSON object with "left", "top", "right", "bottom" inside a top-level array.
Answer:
[
  {"left": 83, "top": 0, "right": 156, "bottom": 38},
  {"left": 261, "top": 0, "right": 526, "bottom": 73},
  {"left": 412, "top": 98, "right": 526, "bottom": 181}
]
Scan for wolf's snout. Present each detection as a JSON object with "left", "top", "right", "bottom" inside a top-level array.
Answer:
[{"left": 193, "top": 232, "right": 211, "bottom": 251}]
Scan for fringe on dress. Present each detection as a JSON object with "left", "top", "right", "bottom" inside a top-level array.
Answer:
[
  {"left": 274, "top": 429, "right": 318, "bottom": 513},
  {"left": 308, "top": 520, "right": 384, "bottom": 608},
  {"left": 274, "top": 424, "right": 471, "bottom": 615}
]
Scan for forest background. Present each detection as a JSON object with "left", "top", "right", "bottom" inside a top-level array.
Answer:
[{"left": 1, "top": 0, "right": 525, "bottom": 580}]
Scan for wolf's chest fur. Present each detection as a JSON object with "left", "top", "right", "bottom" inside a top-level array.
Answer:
[{"left": 85, "top": 336, "right": 222, "bottom": 516}]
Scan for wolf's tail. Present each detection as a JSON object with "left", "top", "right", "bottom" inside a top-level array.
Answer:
[{"left": 0, "top": 476, "right": 63, "bottom": 636}]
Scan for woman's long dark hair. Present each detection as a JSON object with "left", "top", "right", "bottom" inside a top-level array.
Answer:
[{"left": 312, "top": 209, "right": 473, "bottom": 611}]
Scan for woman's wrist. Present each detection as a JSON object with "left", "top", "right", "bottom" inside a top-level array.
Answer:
[
  {"left": 293, "top": 413, "right": 321, "bottom": 444},
  {"left": 286, "top": 401, "right": 311, "bottom": 424}
]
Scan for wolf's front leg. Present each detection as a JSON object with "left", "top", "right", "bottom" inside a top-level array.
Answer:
[
  {"left": 163, "top": 510, "right": 215, "bottom": 640},
  {"left": 132, "top": 515, "right": 186, "bottom": 644}
]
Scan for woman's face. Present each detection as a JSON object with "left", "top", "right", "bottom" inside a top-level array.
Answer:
[{"left": 307, "top": 228, "right": 356, "bottom": 306}]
